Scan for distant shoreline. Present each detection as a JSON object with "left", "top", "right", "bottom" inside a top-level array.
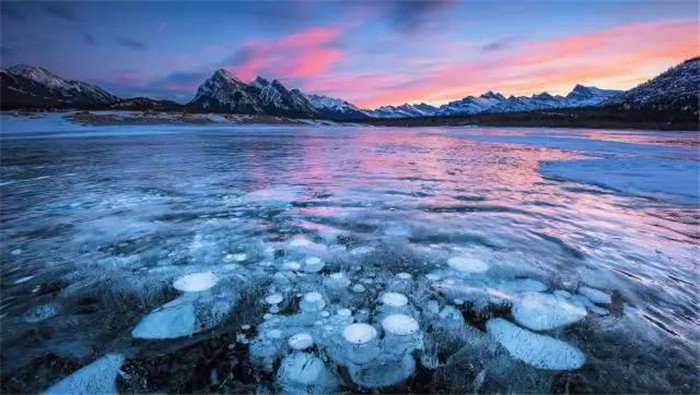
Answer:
[{"left": 1, "top": 109, "right": 697, "bottom": 132}]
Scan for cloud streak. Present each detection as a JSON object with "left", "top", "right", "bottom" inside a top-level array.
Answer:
[{"left": 224, "top": 27, "right": 344, "bottom": 81}]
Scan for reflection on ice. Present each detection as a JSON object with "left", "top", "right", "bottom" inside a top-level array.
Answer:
[{"left": 1, "top": 124, "right": 697, "bottom": 393}]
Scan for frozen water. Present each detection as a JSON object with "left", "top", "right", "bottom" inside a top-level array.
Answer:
[
  {"left": 486, "top": 318, "right": 586, "bottom": 370},
  {"left": 172, "top": 272, "right": 218, "bottom": 292},
  {"left": 1, "top": 121, "right": 697, "bottom": 393},
  {"left": 511, "top": 292, "right": 588, "bottom": 331},
  {"left": 43, "top": 354, "right": 125, "bottom": 395}
]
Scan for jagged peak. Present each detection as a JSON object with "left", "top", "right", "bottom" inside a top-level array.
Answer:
[{"left": 212, "top": 68, "right": 242, "bottom": 83}]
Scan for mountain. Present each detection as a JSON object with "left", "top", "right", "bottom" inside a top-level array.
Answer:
[
  {"left": 188, "top": 70, "right": 318, "bottom": 117},
  {"left": 433, "top": 85, "right": 623, "bottom": 117},
  {"left": 110, "top": 97, "right": 184, "bottom": 111},
  {"left": 0, "top": 65, "right": 119, "bottom": 109},
  {"left": 605, "top": 57, "right": 699, "bottom": 117},
  {"left": 305, "top": 94, "right": 370, "bottom": 120},
  {"left": 364, "top": 102, "right": 438, "bottom": 118}
]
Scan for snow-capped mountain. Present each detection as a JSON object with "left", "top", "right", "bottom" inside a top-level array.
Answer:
[
  {"left": 606, "top": 57, "right": 699, "bottom": 116},
  {"left": 433, "top": 85, "right": 622, "bottom": 117},
  {"left": 364, "top": 103, "right": 438, "bottom": 118},
  {"left": 0, "top": 64, "right": 119, "bottom": 108},
  {"left": 305, "top": 94, "right": 370, "bottom": 120},
  {"left": 188, "top": 70, "right": 318, "bottom": 117}
]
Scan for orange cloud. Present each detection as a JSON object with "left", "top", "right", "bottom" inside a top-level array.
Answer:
[{"left": 343, "top": 19, "right": 698, "bottom": 108}]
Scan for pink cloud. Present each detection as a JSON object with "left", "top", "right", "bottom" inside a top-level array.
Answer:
[
  {"left": 226, "top": 27, "right": 344, "bottom": 81},
  {"left": 325, "top": 19, "right": 698, "bottom": 108}
]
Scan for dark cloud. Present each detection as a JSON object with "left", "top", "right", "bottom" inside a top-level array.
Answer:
[
  {"left": 385, "top": 0, "right": 456, "bottom": 34},
  {"left": 482, "top": 38, "right": 512, "bottom": 52},
  {"left": 115, "top": 37, "right": 147, "bottom": 51},
  {"left": 1, "top": 3, "right": 27, "bottom": 20},
  {"left": 83, "top": 34, "right": 97, "bottom": 46},
  {"left": 45, "top": 4, "right": 79, "bottom": 22}
]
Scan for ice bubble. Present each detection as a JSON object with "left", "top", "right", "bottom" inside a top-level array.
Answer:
[
  {"left": 337, "top": 308, "right": 352, "bottom": 317},
  {"left": 300, "top": 292, "right": 326, "bottom": 312},
  {"left": 13, "top": 275, "right": 34, "bottom": 285},
  {"left": 277, "top": 352, "right": 336, "bottom": 392},
  {"left": 224, "top": 253, "right": 247, "bottom": 262},
  {"left": 439, "top": 305, "right": 462, "bottom": 321},
  {"left": 302, "top": 256, "right": 325, "bottom": 273},
  {"left": 486, "top": 318, "right": 586, "bottom": 370},
  {"left": 242, "top": 324, "right": 251, "bottom": 330},
  {"left": 348, "top": 354, "right": 415, "bottom": 389},
  {"left": 511, "top": 292, "right": 587, "bottom": 331},
  {"left": 23, "top": 302, "right": 59, "bottom": 323},
  {"left": 265, "top": 293, "right": 284, "bottom": 305},
  {"left": 43, "top": 354, "right": 125, "bottom": 395},
  {"left": 352, "top": 284, "right": 366, "bottom": 293},
  {"left": 320, "top": 311, "right": 330, "bottom": 318},
  {"left": 579, "top": 286, "right": 612, "bottom": 304},
  {"left": 381, "top": 292, "right": 408, "bottom": 308},
  {"left": 289, "top": 237, "right": 313, "bottom": 247},
  {"left": 267, "top": 329, "right": 283, "bottom": 339},
  {"left": 343, "top": 323, "right": 378, "bottom": 345},
  {"left": 498, "top": 279, "right": 548, "bottom": 293},
  {"left": 324, "top": 272, "right": 351, "bottom": 288},
  {"left": 447, "top": 254, "right": 490, "bottom": 274},
  {"left": 283, "top": 261, "right": 301, "bottom": 271},
  {"left": 453, "top": 298, "right": 464, "bottom": 306},
  {"left": 288, "top": 333, "right": 314, "bottom": 351},
  {"left": 132, "top": 298, "right": 196, "bottom": 339},
  {"left": 349, "top": 246, "right": 375, "bottom": 256},
  {"left": 554, "top": 290, "right": 572, "bottom": 299},
  {"left": 589, "top": 305, "right": 609, "bottom": 315},
  {"left": 425, "top": 273, "right": 441, "bottom": 281},
  {"left": 396, "top": 272, "right": 413, "bottom": 280},
  {"left": 269, "top": 305, "right": 280, "bottom": 314},
  {"left": 173, "top": 272, "right": 218, "bottom": 292},
  {"left": 382, "top": 314, "right": 420, "bottom": 336},
  {"left": 10, "top": 249, "right": 22, "bottom": 256}
]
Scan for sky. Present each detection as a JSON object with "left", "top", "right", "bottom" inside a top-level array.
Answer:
[{"left": 1, "top": 0, "right": 698, "bottom": 108}]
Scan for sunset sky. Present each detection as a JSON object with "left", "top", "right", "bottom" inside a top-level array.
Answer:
[{"left": 1, "top": 0, "right": 697, "bottom": 108}]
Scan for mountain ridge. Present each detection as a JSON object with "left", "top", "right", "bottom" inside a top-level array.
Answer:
[{"left": 1, "top": 58, "right": 696, "bottom": 125}]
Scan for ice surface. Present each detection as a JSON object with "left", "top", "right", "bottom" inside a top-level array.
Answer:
[
  {"left": 511, "top": 292, "right": 588, "bottom": 331},
  {"left": 2, "top": 123, "right": 697, "bottom": 393},
  {"left": 43, "top": 354, "right": 125, "bottom": 394},
  {"left": 486, "top": 318, "right": 586, "bottom": 370},
  {"left": 173, "top": 272, "right": 218, "bottom": 292},
  {"left": 541, "top": 158, "right": 699, "bottom": 205}
]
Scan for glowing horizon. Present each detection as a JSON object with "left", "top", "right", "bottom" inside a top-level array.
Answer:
[{"left": 1, "top": 1, "right": 697, "bottom": 108}]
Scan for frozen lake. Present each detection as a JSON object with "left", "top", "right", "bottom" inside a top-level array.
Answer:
[{"left": 1, "top": 114, "right": 698, "bottom": 393}]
